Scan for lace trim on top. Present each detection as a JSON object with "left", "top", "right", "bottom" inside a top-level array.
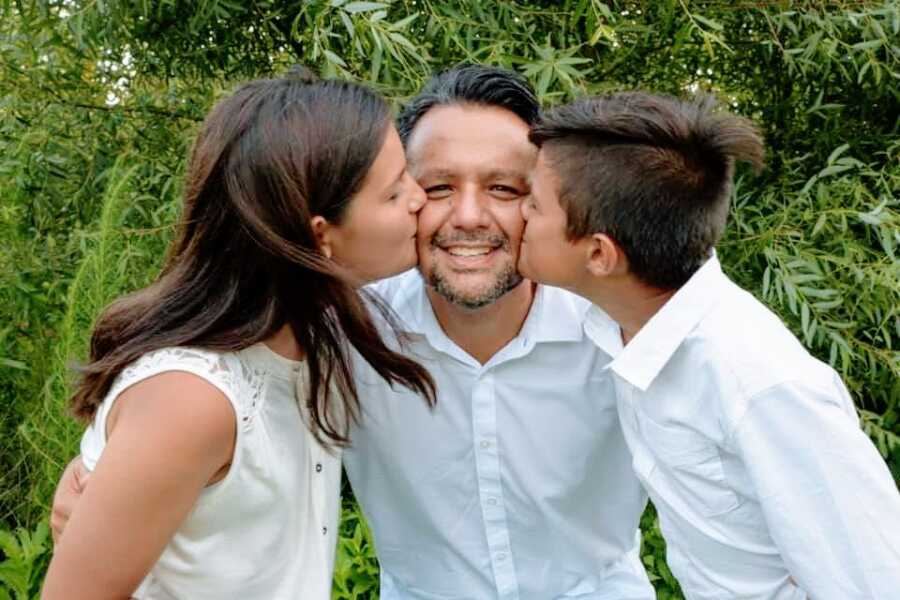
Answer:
[{"left": 105, "top": 347, "right": 256, "bottom": 432}]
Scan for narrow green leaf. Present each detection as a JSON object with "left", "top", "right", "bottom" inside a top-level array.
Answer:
[
  {"left": 0, "top": 357, "right": 28, "bottom": 370},
  {"left": 852, "top": 39, "right": 884, "bottom": 51},
  {"left": 817, "top": 164, "right": 853, "bottom": 178},
  {"left": 343, "top": 1, "right": 388, "bottom": 14},
  {"left": 693, "top": 13, "right": 723, "bottom": 31},
  {"left": 323, "top": 49, "right": 348, "bottom": 67},
  {"left": 388, "top": 12, "right": 419, "bottom": 31},
  {"left": 826, "top": 143, "right": 850, "bottom": 165}
]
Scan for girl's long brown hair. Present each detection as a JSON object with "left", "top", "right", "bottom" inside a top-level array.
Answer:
[{"left": 70, "top": 70, "right": 435, "bottom": 446}]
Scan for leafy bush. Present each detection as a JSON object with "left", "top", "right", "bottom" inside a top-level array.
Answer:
[
  {"left": 0, "top": 520, "right": 50, "bottom": 600},
  {"left": 1, "top": 1, "right": 897, "bottom": 599}
]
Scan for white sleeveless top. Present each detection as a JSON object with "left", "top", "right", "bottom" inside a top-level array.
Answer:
[{"left": 80, "top": 344, "right": 342, "bottom": 600}]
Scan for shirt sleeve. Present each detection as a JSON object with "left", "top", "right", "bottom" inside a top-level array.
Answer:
[{"left": 732, "top": 374, "right": 900, "bottom": 600}]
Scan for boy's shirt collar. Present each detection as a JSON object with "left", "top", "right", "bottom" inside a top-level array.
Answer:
[{"left": 586, "top": 253, "right": 729, "bottom": 392}]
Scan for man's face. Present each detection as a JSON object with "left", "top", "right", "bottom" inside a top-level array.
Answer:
[
  {"left": 405, "top": 104, "right": 537, "bottom": 309},
  {"left": 519, "top": 150, "right": 590, "bottom": 289}
]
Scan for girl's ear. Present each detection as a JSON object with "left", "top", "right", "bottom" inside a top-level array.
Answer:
[{"left": 310, "top": 216, "right": 333, "bottom": 259}]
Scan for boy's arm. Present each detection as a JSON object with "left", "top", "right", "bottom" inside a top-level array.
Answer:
[
  {"left": 733, "top": 375, "right": 900, "bottom": 600},
  {"left": 42, "top": 372, "right": 236, "bottom": 600}
]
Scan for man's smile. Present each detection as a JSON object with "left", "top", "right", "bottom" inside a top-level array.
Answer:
[{"left": 432, "top": 238, "right": 508, "bottom": 270}]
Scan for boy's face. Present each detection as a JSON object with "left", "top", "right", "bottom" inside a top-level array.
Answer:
[{"left": 519, "top": 150, "right": 591, "bottom": 289}]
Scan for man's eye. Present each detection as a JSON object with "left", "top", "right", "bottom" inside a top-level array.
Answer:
[
  {"left": 425, "top": 185, "right": 452, "bottom": 198},
  {"left": 491, "top": 185, "right": 521, "bottom": 197}
]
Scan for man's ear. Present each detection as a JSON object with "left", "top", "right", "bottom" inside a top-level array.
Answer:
[
  {"left": 585, "top": 233, "right": 627, "bottom": 278},
  {"left": 310, "top": 215, "right": 333, "bottom": 259}
]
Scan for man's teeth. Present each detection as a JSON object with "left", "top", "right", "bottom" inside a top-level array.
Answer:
[{"left": 447, "top": 247, "right": 492, "bottom": 257}]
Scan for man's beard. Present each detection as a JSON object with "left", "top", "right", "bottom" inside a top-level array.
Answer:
[{"left": 425, "top": 232, "right": 524, "bottom": 310}]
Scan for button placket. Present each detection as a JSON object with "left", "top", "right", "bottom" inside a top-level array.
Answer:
[
  {"left": 470, "top": 371, "right": 519, "bottom": 599},
  {"left": 309, "top": 440, "right": 329, "bottom": 545}
]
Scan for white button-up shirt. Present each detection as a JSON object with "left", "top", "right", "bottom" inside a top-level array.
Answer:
[
  {"left": 344, "top": 270, "right": 654, "bottom": 599},
  {"left": 585, "top": 255, "right": 900, "bottom": 600}
]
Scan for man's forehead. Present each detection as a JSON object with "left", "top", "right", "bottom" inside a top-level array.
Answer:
[{"left": 407, "top": 104, "right": 533, "bottom": 149}]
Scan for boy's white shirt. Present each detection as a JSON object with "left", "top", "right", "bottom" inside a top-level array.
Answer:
[{"left": 585, "top": 255, "right": 900, "bottom": 600}]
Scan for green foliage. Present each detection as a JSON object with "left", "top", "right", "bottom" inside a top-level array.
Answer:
[
  {"left": 333, "top": 491, "right": 380, "bottom": 599},
  {"left": 639, "top": 505, "right": 682, "bottom": 599},
  {"left": 1, "top": 1, "right": 898, "bottom": 599},
  {"left": 15, "top": 158, "right": 176, "bottom": 516},
  {"left": 0, "top": 520, "right": 51, "bottom": 600}
]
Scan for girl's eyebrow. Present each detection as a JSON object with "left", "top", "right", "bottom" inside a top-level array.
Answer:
[{"left": 391, "top": 164, "right": 406, "bottom": 184}]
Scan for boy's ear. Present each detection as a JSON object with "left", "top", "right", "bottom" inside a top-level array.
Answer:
[
  {"left": 310, "top": 215, "right": 334, "bottom": 259},
  {"left": 585, "top": 233, "right": 627, "bottom": 278}
]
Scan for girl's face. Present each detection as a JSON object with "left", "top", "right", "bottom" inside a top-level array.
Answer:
[{"left": 317, "top": 125, "right": 426, "bottom": 283}]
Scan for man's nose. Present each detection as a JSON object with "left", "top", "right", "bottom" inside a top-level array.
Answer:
[{"left": 449, "top": 187, "right": 491, "bottom": 230}]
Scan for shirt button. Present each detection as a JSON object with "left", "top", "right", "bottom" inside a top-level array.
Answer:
[
  {"left": 487, "top": 497, "right": 497, "bottom": 506},
  {"left": 480, "top": 440, "right": 491, "bottom": 449},
  {"left": 497, "top": 552, "right": 506, "bottom": 561},
  {"left": 315, "top": 463, "right": 322, "bottom": 473},
  {"left": 322, "top": 526, "right": 328, "bottom": 535}
]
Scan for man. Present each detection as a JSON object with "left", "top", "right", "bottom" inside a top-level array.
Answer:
[
  {"left": 53, "top": 66, "right": 655, "bottom": 599},
  {"left": 517, "top": 91, "right": 900, "bottom": 599},
  {"left": 344, "top": 66, "right": 652, "bottom": 599}
]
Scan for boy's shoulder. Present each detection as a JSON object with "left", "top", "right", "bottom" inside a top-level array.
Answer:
[{"left": 685, "top": 280, "right": 840, "bottom": 420}]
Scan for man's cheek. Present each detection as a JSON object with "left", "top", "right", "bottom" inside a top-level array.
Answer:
[{"left": 417, "top": 204, "right": 449, "bottom": 241}]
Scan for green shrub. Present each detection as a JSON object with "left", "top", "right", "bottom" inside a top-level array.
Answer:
[
  {"left": 0, "top": 520, "right": 51, "bottom": 600},
  {"left": 2, "top": 2, "right": 897, "bottom": 599}
]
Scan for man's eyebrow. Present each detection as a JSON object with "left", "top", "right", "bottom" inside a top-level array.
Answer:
[
  {"left": 415, "top": 168, "right": 455, "bottom": 180},
  {"left": 482, "top": 169, "right": 529, "bottom": 181},
  {"left": 413, "top": 168, "right": 529, "bottom": 182}
]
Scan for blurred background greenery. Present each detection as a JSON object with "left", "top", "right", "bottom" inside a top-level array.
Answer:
[{"left": 1, "top": 1, "right": 898, "bottom": 598}]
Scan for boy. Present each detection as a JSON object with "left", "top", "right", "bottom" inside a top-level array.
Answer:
[{"left": 518, "top": 92, "right": 900, "bottom": 599}]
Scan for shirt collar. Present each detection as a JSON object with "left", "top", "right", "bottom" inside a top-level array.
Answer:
[
  {"left": 605, "top": 254, "right": 730, "bottom": 392},
  {"left": 387, "top": 271, "right": 587, "bottom": 349},
  {"left": 520, "top": 283, "right": 590, "bottom": 344}
]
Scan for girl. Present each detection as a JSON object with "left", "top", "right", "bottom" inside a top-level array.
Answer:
[{"left": 42, "top": 70, "right": 435, "bottom": 600}]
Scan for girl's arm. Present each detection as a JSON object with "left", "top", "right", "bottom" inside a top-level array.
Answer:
[{"left": 42, "top": 371, "right": 237, "bottom": 600}]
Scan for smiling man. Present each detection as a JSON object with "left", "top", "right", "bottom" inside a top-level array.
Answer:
[{"left": 342, "top": 65, "right": 654, "bottom": 599}]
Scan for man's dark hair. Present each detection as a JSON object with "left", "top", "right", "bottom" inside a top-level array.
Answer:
[
  {"left": 530, "top": 92, "right": 764, "bottom": 289},
  {"left": 397, "top": 64, "right": 539, "bottom": 143}
]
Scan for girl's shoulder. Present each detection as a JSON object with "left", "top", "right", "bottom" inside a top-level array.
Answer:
[
  {"left": 113, "top": 346, "right": 275, "bottom": 427},
  {"left": 114, "top": 347, "right": 244, "bottom": 398},
  {"left": 82, "top": 347, "right": 259, "bottom": 471}
]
